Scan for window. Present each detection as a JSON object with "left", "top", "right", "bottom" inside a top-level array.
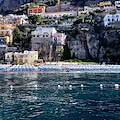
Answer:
[
  {"left": 20, "top": 55, "right": 23, "bottom": 58},
  {"left": 108, "top": 19, "right": 110, "bottom": 21},
  {"left": 30, "top": 10, "right": 32, "bottom": 13},
  {"left": 34, "top": 10, "right": 37, "bottom": 13},
  {"left": 43, "top": 35, "right": 45, "bottom": 37},
  {"left": 25, "top": 55, "right": 27, "bottom": 58},
  {"left": 39, "top": 9, "right": 41, "bottom": 13},
  {"left": 7, "top": 55, "right": 9, "bottom": 58},
  {"left": 46, "top": 35, "right": 48, "bottom": 37},
  {"left": 112, "top": 19, "right": 114, "bottom": 21},
  {"left": 31, "top": 55, "right": 33, "bottom": 58},
  {"left": 37, "top": 35, "right": 39, "bottom": 37}
]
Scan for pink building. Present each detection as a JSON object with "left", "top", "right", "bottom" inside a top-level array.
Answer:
[
  {"left": 53, "top": 33, "right": 66, "bottom": 45},
  {"left": 104, "top": 5, "right": 115, "bottom": 13}
]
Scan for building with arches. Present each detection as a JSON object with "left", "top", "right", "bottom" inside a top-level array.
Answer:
[
  {"left": 5, "top": 51, "right": 38, "bottom": 64},
  {"left": 104, "top": 14, "right": 120, "bottom": 26}
]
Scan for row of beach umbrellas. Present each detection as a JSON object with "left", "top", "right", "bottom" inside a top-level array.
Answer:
[
  {"left": 38, "top": 64, "right": 120, "bottom": 72},
  {"left": 1, "top": 64, "right": 120, "bottom": 72},
  {"left": 0, "top": 64, "right": 10, "bottom": 71},
  {"left": 10, "top": 65, "right": 36, "bottom": 72}
]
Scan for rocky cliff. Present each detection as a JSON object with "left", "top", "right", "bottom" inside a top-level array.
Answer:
[
  {"left": 0, "top": 0, "right": 33, "bottom": 13},
  {"left": 0, "top": 0, "right": 115, "bottom": 13},
  {"left": 67, "top": 30, "right": 99, "bottom": 61},
  {"left": 67, "top": 28, "right": 120, "bottom": 63},
  {"left": 71, "top": 0, "right": 115, "bottom": 6}
]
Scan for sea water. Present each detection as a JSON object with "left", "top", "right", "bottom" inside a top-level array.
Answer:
[{"left": 0, "top": 72, "right": 120, "bottom": 120}]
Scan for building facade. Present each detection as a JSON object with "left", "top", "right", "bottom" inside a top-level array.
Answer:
[
  {"left": 2, "top": 18, "right": 28, "bottom": 26},
  {"left": 32, "top": 11, "right": 77, "bottom": 18},
  {"left": 104, "top": 5, "right": 114, "bottom": 13},
  {"left": 5, "top": 51, "right": 38, "bottom": 64},
  {"left": 52, "top": 33, "right": 66, "bottom": 61},
  {"left": 0, "top": 24, "right": 13, "bottom": 44},
  {"left": 104, "top": 14, "right": 120, "bottom": 26},
  {"left": 28, "top": 5, "right": 45, "bottom": 14},
  {"left": 99, "top": 1, "right": 112, "bottom": 7},
  {"left": 115, "top": 1, "right": 120, "bottom": 13},
  {"left": 52, "top": 33, "right": 66, "bottom": 45},
  {"left": 31, "top": 26, "right": 57, "bottom": 61}
]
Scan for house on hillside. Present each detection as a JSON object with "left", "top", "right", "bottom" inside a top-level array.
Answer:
[
  {"left": 28, "top": 5, "right": 45, "bottom": 14},
  {"left": 5, "top": 51, "right": 38, "bottom": 64},
  {"left": 31, "top": 26, "right": 57, "bottom": 61}
]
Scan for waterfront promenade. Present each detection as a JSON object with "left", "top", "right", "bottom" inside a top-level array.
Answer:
[{"left": 1, "top": 64, "right": 120, "bottom": 73}]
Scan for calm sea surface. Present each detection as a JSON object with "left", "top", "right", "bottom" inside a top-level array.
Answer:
[{"left": 0, "top": 72, "right": 120, "bottom": 120}]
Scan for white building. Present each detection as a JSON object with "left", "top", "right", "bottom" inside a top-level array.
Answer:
[
  {"left": 104, "top": 14, "right": 120, "bottom": 26},
  {"left": 31, "top": 26, "right": 57, "bottom": 61},
  {"left": 6, "top": 14, "right": 28, "bottom": 20},
  {"left": 115, "top": 1, "right": 120, "bottom": 13},
  {"left": 32, "top": 26, "right": 57, "bottom": 38},
  {"left": 104, "top": 5, "right": 115, "bottom": 13},
  {"left": 32, "top": 11, "right": 77, "bottom": 18}
]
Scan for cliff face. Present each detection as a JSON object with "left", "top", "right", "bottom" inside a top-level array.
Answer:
[
  {"left": 71, "top": 0, "right": 115, "bottom": 6},
  {"left": 67, "top": 31, "right": 99, "bottom": 61},
  {"left": 67, "top": 29, "right": 120, "bottom": 63},
  {"left": 0, "top": 0, "right": 115, "bottom": 13},
  {"left": 0, "top": 0, "right": 32, "bottom": 12}
]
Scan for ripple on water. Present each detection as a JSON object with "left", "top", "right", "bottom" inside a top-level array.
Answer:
[{"left": 0, "top": 73, "right": 120, "bottom": 120}]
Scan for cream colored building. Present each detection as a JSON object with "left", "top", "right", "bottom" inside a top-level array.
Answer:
[
  {"left": 0, "top": 24, "right": 13, "bottom": 44},
  {"left": 5, "top": 51, "right": 38, "bottom": 64}
]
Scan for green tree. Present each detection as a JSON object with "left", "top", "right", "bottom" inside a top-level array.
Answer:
[
  {"left": 62, "top": 43, "right": 71, "bottom": 60},
  {"left": 110, "top": 9, "right": 117, "bottom": 15},
  {"left": 73, "top": 18, "right": 84, "bottom": 25},
  {"left": 13, "top": 27, "right": 23, "bottom": 44},
  {"left": 28, "top": 14, "right": 43, "bottom": 25},
  {"left": 24, "top": 28, "right": 30, "bottom": 36},
  {"left": 13, "top": 27, "right": 21, "bottom": 35}
]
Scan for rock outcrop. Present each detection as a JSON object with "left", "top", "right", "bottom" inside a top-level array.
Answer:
[
  {"left": 67, "top": 31, "right": 99, "bottom": 61},
  {"left": 0, "top": 0, "right": 32, "bottom": 13},
  {"left": 67, "top": 28, "right": 120, "bottom": 63},
  {"left": 0, "top": 0, "right": 115, "bottom": 13}
]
